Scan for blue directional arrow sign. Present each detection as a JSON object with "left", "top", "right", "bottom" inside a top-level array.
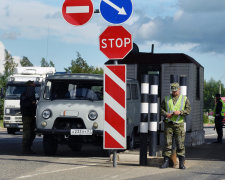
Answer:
[{"left": 100, "top": 0, "right": 133, "bottom": 24}]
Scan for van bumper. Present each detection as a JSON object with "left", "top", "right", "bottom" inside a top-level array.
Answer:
[{"left": 36, "top": 128, "right": 103, "bottom": 136}]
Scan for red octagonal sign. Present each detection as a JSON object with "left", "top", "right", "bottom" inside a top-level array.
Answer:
[
  {"left": 99, "top": 26, "right": 133, "bottom": 59},
  {"left": 62, "top": 0, "right": 93, "bottom": 26}
]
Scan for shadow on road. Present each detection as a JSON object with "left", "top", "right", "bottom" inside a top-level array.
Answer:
[{"left": 186, "top": 137, "right": 225, "bottom": 162}]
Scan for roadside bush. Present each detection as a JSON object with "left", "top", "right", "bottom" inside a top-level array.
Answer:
[{"left": 203, "top": 114, "right": 209, "bottom": 124}]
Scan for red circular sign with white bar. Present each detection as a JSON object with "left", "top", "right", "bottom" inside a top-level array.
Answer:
[
  {"left": 99, "top": 26, "right": 133, "bottom": 59},
  {"left": 62, "top": 0, "right": 94, "bottom": 26}
]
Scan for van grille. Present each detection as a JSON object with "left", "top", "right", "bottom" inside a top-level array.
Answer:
[{"left": 53, "top": 118, "right": 86, "bottom": 130}]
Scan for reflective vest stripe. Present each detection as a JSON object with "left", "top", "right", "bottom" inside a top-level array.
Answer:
[
  {"left": 176, "top": 95, "right": 185, "bottom": 123},
  {"left": 213, "top": 99, "right": 225, "bottom": 117},
  {"left": 165, "top": 95, "right": 187, "bottom": 123}
]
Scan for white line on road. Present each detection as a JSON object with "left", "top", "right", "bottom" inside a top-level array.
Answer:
[
  {"left": 16, "top": 164, "right": 96, "bottom": 179},
  {"left": 205, "top": 133, "right": 217, "bottom": 137},
  {"left": 66, "top": 6, "right": 89, "bottom": 14}
]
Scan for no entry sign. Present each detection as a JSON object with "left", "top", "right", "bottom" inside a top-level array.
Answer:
[
  {"left": 104, "top": 65, "right": 127, "bottom": 149},
  {"left": 99, "top": 26, "right": 133, "bottom": 59},
  {"left": 62, "top": 0, "right": 94, "bottom": 26}
]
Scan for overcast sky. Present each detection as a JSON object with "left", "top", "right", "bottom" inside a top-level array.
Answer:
[{"left": 0, "top": 0, "right": 225, "bottom": 84}]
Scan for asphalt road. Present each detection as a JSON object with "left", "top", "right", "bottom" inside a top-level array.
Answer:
[{"left": 0, "top": 127, "right": 225, "bottom": 180}]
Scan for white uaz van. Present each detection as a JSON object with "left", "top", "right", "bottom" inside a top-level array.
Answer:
[{"left": 36, "top": 73, "right": 140, "bottom": 155}]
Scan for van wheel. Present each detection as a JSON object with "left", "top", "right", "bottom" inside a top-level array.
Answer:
[
  {"left": 68, "top": 136, "right": 83, "bottom": 152},
  {"left": 127, "top": 131, "right": 135, "bottom": 150},
  {"left": 43, "top": 135, "right": 58, "bottom": 155}
]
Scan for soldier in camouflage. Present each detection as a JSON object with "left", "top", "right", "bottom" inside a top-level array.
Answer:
[
  {"left": 160, "top": 83, "right": 191, "bottom": 169},
  {"left": 20, "top": 81, "right": 36, "bottom": 154}
]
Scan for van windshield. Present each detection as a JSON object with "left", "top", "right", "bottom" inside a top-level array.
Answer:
[{"left": 44, "top": 80, "right": 103, "bottom": 101}]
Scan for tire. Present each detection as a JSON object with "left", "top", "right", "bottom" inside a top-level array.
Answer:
[
  {"left": 127, "top": 131, "right": 135, "bottom": 150},
  {"left": 43, "top": 135, "right": 58, "bottom": 155},
  {"left": 68, "top": 136, "right": 83, "bottom": 152},
  {"left": 7, "top": 128, "right": 17, "bottom": 134}
]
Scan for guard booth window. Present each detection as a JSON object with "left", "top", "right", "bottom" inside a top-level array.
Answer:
[
  {"left": 131, "top": 84, "right": 138, "bottom": 100},
  {"left": 196, "top": 67, "right": 200, "bottom": 100},
  {"left": 127, "top": 84, "right": 131, "bottom": 100}
]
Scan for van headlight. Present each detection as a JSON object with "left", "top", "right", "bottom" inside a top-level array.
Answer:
[
  {"left": 42, "top": 109, "right": 52, "bottom": 119},
  {"left": 88, "top": 110, "right": 98, "bottom": 121}
]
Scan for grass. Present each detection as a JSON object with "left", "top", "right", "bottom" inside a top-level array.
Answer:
[{"left": 0, "top": 120, "right": 3, "bottom": 128}]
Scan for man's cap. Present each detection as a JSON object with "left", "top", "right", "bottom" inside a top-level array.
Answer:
[
  {"left": 26, "top": 80, "right": 34, "bottom": 85},
  {"left": 215, "top": 93, "right": 221, "bottom": 98},
  {"left": 171, "top": 82, "right": 180, "bottom": 91}
]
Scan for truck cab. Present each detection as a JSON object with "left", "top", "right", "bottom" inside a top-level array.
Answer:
[
  {"left": 3, "top": 67, "right": 55, "bottom": 134},
  {"left": 36, "top": 73, "right": 140, "bottom": 155}
]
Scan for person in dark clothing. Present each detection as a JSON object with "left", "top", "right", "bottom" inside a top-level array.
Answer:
[
  {"left": 20, "top": 80, "right": 37, "bottom": 154},
  {"left": 213, "top": 94, "right": 224, "bottom": 144}
]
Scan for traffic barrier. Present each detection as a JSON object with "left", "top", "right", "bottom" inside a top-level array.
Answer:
[
  {"left": 140, "top": 74, "right": 149, "bottom": 166},
  {"left": 149, "top": 75, "right": 159, "bottom": 156},
  {"left": 180, "top": 75, "right": 187, "bottom": 131}
]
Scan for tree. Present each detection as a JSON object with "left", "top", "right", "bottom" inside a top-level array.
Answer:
[
  {"left": 3, "top": 50, "right": 17, "bottom": 80},
  {"left": 0, "top": 50, "right": 18, "bottom": 119},
  {"left": 40, "top": 58, "right": 55, "bottom": 67},
  {"left": 20, "top": 56, "right": 33, "bottom": 67},
  {"left": 65, "top": 52, "right": 103, "bottom": 74},
  {"left": 40, "top": 58, "right": 49, "bottom": 67},
  {"left": 204, "top": 78, "right": 225, "bottom": 111},
  {"left": 49, "top": 60, "right": 55, "bottom": 67}
]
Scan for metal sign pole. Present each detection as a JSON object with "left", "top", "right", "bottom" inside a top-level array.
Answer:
[{"left": 113, "top": 59, "right": 118, "bottom": 168}]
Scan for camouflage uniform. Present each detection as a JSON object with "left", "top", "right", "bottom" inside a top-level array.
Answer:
[
  {"left": 22, "top": 116, "right": 36, "bottom": 151},
  {"left": 161, "top": 87, "right": 191, "bottom": 158},
  {"left": 20, "top": 81, "right": 36, "bottom": 154}
]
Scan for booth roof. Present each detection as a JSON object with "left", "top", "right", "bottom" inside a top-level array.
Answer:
[{"left": 105, "top": 52, "right": 203, "bottom": 68}]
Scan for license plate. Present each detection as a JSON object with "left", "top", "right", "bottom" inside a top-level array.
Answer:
[
  {"left": 70, "top": 129, "right": 93, "bottom": 135},
  {"left": 10, "top": 124, "right": 19, "bottom": 128}
]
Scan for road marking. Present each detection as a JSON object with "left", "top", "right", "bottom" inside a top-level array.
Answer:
[
  {"left": 16, "top": 164, "right": 96, "bottom": 179},
  {"left": 66, "top": 6, "right": 89, "bottom": 14},
  {"left": 205, "top": 133, "right": 217, "bottom": 137}
]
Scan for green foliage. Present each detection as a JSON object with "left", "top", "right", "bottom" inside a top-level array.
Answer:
[
  {"left": 40, "top": 58, "right": 55, "bottom": 67},
  {"left": 0, "top": 120, "right": 3, "bottom": 128},
  {"left": 0, "top": 50, "right": 18, "bottom": 119},
  {"left": 203, "top": 114, "right": 209, "bottom": 124},
  {"left": 49, "top": 60, "right": 55, "bottom": 67},
  {"left": 20, "top": 56, "right": 33, "bottom": 67},
  {"left": 65, "top": 52, "right": 103, "bottom": 74},
  {"left": 204, "top": 78, "right": 225, "bottom": 111},
  {"left": 4, "top": 50, "right": 17, "bottom": 78}
]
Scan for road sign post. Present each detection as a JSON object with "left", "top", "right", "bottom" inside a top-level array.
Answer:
[
  {"left": 99, "top": 26, "right": 133, "bottom": 59},
  {"left": 62, "top": 0, "right": 94, "bottom": 26}
]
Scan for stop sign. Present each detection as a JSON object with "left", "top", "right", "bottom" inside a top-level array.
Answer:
[
  {"left": 99, "top": 26, "right": 133, "bottom": 59},
  {"left": 62, "top": 0, "right": 93, "bottom": 26}
]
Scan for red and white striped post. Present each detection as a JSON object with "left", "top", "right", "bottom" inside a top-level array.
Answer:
[{"left": 104, "top": 65, "right": 126, "bottom": 166}]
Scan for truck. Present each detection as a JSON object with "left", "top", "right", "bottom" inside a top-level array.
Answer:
[
  {"left": 36, "top": 73, "right": 140, "bottom": 155},
  {"left": 3, "top": 67, "right": 56, "bottom": 134}
]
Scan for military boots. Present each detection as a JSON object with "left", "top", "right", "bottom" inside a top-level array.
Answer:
[
  {"left": 178, "top": 156, "right": 186, "bottom": 169},
  {"left": 160, "top": 156, "right": 169, "bottom": 168}
]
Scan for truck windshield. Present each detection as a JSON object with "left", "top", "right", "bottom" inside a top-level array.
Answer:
[
  {"left": 5, "top": 84, "right": 41, "bottom": 100},
  {"left": 44, "top": 80, "right": 103, "bottom": 101}
]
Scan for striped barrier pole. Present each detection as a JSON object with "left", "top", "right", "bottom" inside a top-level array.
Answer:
[
  {"left": 140, "top": 74, "right": 149, "bottom": 166},
  {"left": 180, "top": 75, "right": 187, "bottom": 132},
  {"left": 149, "top": 75, "right": 159, "bottom": 156}
]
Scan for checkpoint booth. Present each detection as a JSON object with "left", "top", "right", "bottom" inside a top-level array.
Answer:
[{"left": 105, "top": 44, "right": 205, "bottom": 147}]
